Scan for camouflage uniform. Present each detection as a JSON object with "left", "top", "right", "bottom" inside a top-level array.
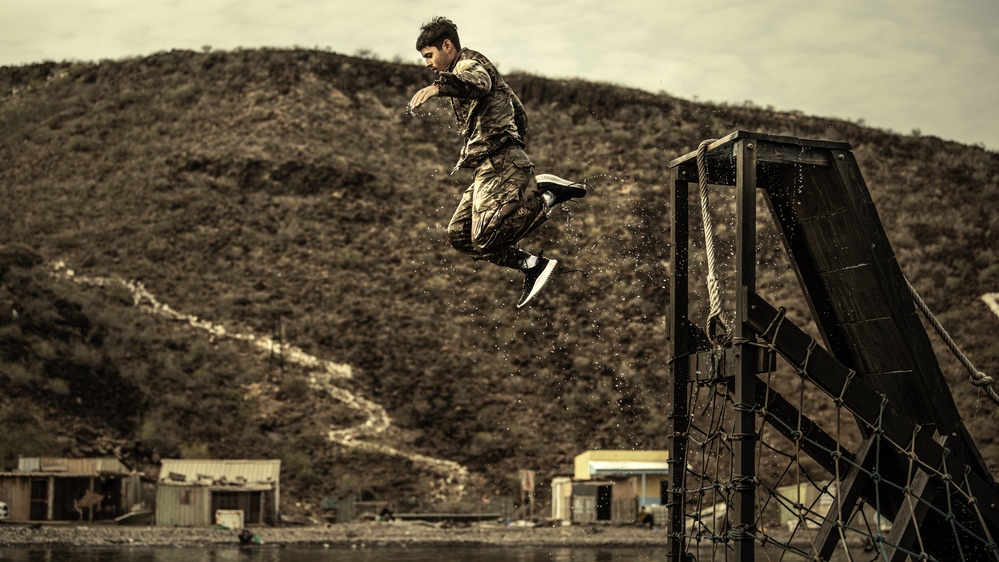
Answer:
[{"left": 434, "top": 48, "right": 548, "bottom": 270}]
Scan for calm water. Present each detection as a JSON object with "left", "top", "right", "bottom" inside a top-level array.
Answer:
[
  {"left": 0, "top": 545, "right": 879, "bottom": 562},
  {"left": 0, "top": 546, "right": 667, "bottom": 562}
]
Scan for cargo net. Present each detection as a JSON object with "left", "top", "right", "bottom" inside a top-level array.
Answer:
[
  {"left": 673, "top": 336, "right": 999, "bottom": 562},
  {"left": 673, "top": 158, "right": 999, "bottom": 561}
]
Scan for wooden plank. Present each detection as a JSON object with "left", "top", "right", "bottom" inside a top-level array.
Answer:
[
  {"left": 770, "top": 167, "right": 849, "bottom": 222},
  {"left": 673, "top": 155, "right": 736, "bottom": 187},
  {"left": 759, "top": 171, "right": 855, "bottom": 361},
  {"left": 734, "top": 138, "right": 758, "bottom": 562},
  {"left": 745, "top": 291, "right": 918, "bottom": 441},
  {"left": 818, "top": 266, "right": 893, "bottom": 324},
  {"left": 694, "top": 346, "right": 776, "bottom": 383},
  {"left": 846, "top": 369, "right": 939, "bottom": 421},
  {"left": 757, "top": 143, "right": 958, "bottom": 430},
  {"left": 798, "top": 220, "right": 873, "bottom": 277},
  {"left": 838, "top": 320, "right": 917, "bottom": 375},
  {"left": 882, "top": 462, "right": 939, "bottom": 561},
  {"left": 666, "top": 174, "right": 691, "bottom": 562},
  {"left": 736, "top": 377, "right": 853, "bottom": 476},
  {"left": 754, "top": 142, "right": 833, "bottom": 167},
  {"left": 815, "top": 436, "right": 878, "bottom": 561},
  {"left": 745, "top": 291, "right": 999, "bottom": 533},
  {"left": 668, "top": 130, "right": 851, "bottom": 168},
  {"left": 827, "top": 154, "right": 961, "bottom": 429}
]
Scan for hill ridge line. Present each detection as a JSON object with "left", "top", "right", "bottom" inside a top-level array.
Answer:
[{"left": 49, "top": 261, "right": 469, "bottom": 499}]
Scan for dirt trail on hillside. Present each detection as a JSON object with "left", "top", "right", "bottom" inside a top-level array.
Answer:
[
  {"left": 983, "top": 293, "right": 999, "bottom": 320},
  {"left": 50, "top": 261, "right": 469, "bottom": 499}
]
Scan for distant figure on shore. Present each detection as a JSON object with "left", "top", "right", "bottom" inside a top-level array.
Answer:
[
  {"left": 379, "top": 505, "right": 395, "bottom": 522},
  {"left": 238, "top": 527, "right": 258, "bottom": 546},
  {"left": 639, "top": 507, "right": 654, "bottom": 529},
  {"left": 408, "top": 16, "right": 587, "bottom": 308}
]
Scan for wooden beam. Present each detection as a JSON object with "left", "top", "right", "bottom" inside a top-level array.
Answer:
[
  {"left": 754, "top": 143, "right": 833, "bottom": 167},
  {"left": 744, "top": 291, "right": 999, "bottom": 533},
  {"left": 667, "top": 131, "right": 851, "bottom": 168},
  {"left": 882, "top": 464, "right": 938, "bottom": 561},
  {"left": 666, "top": 174, "right": 691, "bottom": 562},
  {"left": 733, "top": 137, "right": 758, "bottom": 562},
  {"left": 815, "top": 436, "right": 877, "bottom": 561},
  {"left": 738, "top": 377, "right": 852, "bottom": 477}
]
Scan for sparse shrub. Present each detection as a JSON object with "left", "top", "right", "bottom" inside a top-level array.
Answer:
[
  {"left": 116, "top": 87, "right": 143, "bottom": 108},
  {"left": 278, "top": 377, "right": 311, "bottom": 401},
  {"left": 31, "top": 340, "right": 57, "bottom": 361},
  {"left": 67, "top": 135, "right": 98, "bottom": 152},
  {"left": 331, "top": 247, "right": 364, "bottom": 269},
  {"left": 167, "top": 82, "right": 201, "bottom": 106},
  {"left": 0, "top": 400, "right": 61, "bottom": 469},
  {"left": 138, "top": 409, "right": 181, "bottom": 453},
  {"left": 44, "top": 378, "right": 70, "bottom": 395},
  {"left": 0, "top": 323, "right": 23, "bottom": 341},
  {"left": 179, "top": 441, "right": 212, "bottom": 459},
  {"left": 978, "top": 263, "right": 999, "bottom": 283},
  {"left": 609, "top": 128, "right": 635, "bottom": 145},
  {"left": 422, "top": 276, "right": 449, "bottom": 294},
  {"left": 410, "top": 143, "right": 438, "bottom": 160},
  {"left": 282, "top": 450, "right": 321, "bottom": 489},
  {"left": 469, "top": 431, "right": 503, "bottom": 457},
  {"left": 2, "top": 361, "right": 39, "bottom": 386},
  {"left": 68, "top": 340, "right": 101, "bottom": 367}
]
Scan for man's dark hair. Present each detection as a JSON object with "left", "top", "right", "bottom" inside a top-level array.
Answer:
[{"left": 416, "top": 17, "right": 461, "bottom": 51}]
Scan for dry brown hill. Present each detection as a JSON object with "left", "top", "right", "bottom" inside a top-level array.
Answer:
[{"left": 1, "top": 48, "right": 997, "bottom": 518}]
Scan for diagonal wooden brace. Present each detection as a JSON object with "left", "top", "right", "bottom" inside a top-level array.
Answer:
[{"left": 744, "top": 290, "right": 999, "bottom": 534}]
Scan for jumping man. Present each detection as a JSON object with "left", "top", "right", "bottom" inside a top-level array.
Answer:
[{"left": 408, "top": 16, "right": 587, "bottom": 308}]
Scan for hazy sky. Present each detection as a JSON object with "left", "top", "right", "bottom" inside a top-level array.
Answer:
[{"left": 3, "top": 0, "right": 997, "bottom": 150}]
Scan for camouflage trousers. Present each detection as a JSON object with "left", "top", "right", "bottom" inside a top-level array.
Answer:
[{"left": 447, "top": 146, "right": 548, "bottom": 270}]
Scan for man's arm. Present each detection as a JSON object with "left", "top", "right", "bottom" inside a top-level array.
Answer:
[
  {"left": 436, "top": 59, "right": 492, "bottom": 99},
  {"left": 409, "top": 83, "right": 440, "bottom": 111},
  {"left": 512, "top": 93, "right": 529, "bottom": 141},
  {"left": 409, "top": 58, "right": 492, "bottom": 111}
]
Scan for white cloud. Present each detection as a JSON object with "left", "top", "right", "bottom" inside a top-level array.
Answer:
[{"left": 0, "top": 0, "right": 996, "bottom": 148}]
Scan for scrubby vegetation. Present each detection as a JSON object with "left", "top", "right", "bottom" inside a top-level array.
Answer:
[{"left": 1, "top": 48, "right": 996, "bottom": 517}]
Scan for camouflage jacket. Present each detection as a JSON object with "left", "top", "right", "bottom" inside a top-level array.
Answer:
[{"left": 434, "top": 48, "right": 530, "bottom": 171}]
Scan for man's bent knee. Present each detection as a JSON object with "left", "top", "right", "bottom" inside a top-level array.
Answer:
[
  {"left": 450, "top": 222, "right": 495, "bottom": 261},
  {"left": 471, "top": 202, "right": 519, "bottom": 252}
]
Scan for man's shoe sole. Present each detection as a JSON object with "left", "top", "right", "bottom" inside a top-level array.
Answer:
[
  {"left": 535, "top": 174, "right": 577, "bottom": 188},
  {"left": 536, "top": 174, "right": 586, "bottom": 205},
  {"left": 517, "top": 259, "right": 558, "bottom": 308}
]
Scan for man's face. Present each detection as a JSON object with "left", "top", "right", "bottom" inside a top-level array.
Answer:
[{"left": 420, "top": 39, "right": 456, "bottom": 73}]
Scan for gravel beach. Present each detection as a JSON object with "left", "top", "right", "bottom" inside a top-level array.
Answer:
[{"left": 0, "top": 521, "right": 670, "bottom": 549}]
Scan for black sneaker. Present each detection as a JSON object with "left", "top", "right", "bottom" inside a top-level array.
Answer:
[
  {"left": 517, "top": 257, "right": 558, "bottom": 308},
  {"left": 536, "top": 174, "right": 586, "bottom": 205}
]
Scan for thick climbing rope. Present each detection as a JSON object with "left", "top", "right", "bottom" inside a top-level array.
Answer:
[
  {"left": 905, "top": 277, "right": 999, "bottom": 407},
  {"left": 696, "top": 139, "right": 729, "bottom": 343}
]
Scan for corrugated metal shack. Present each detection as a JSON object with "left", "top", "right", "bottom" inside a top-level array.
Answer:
[
  {"left": 155, "top": 459, "right": 280, "bottom": 527},
  {"left": 0, "top": 456, "right": 142, "bottom": 522},
  {"left": 551, "top": 450, "right": 669, "bottom": 525}
]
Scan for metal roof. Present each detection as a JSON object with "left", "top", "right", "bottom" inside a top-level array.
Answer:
[
  {"left": 158, "top": 459, "right": 280, "bottom": 486},
  {"left": 13, "top": 457, "right": 132, "bottom": 476},
  {"left": 587, "top": 460, "right": 669, "bottom": 476}
]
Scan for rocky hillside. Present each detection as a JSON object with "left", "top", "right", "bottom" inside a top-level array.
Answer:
[{"left": 1, "top": 48, "right": 997, "bottom": 518}]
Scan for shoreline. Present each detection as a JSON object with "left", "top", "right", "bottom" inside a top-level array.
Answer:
[
  {"left": 0, "top": 521, "right": 672, "bottom": 549},
  {"left": 0, "top": 520, "right": 865, "bottom": 551}
]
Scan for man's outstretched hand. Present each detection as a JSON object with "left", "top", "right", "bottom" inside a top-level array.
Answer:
[{"left": 408, "top": 85, "right": 439, "bottom": 112}]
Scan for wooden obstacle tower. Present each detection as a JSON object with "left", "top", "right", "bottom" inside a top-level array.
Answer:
[{"left": 665, "top": 131, "right": 999, "bottom": 561}]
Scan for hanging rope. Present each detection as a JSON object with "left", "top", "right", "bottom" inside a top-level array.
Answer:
[
  {"left": 696, "top": 139, "right": 729, "bottom": 344},
  {"left": 905, "top": 277, "right": 999, "bottom": 407}
]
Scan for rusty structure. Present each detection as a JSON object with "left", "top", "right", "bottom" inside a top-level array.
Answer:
[
  {"left": 665, "top": 131, "right": 999, "bottom": 561},
  {"left": 0, "top": 457, "right": 142, "bottom": 522}
]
